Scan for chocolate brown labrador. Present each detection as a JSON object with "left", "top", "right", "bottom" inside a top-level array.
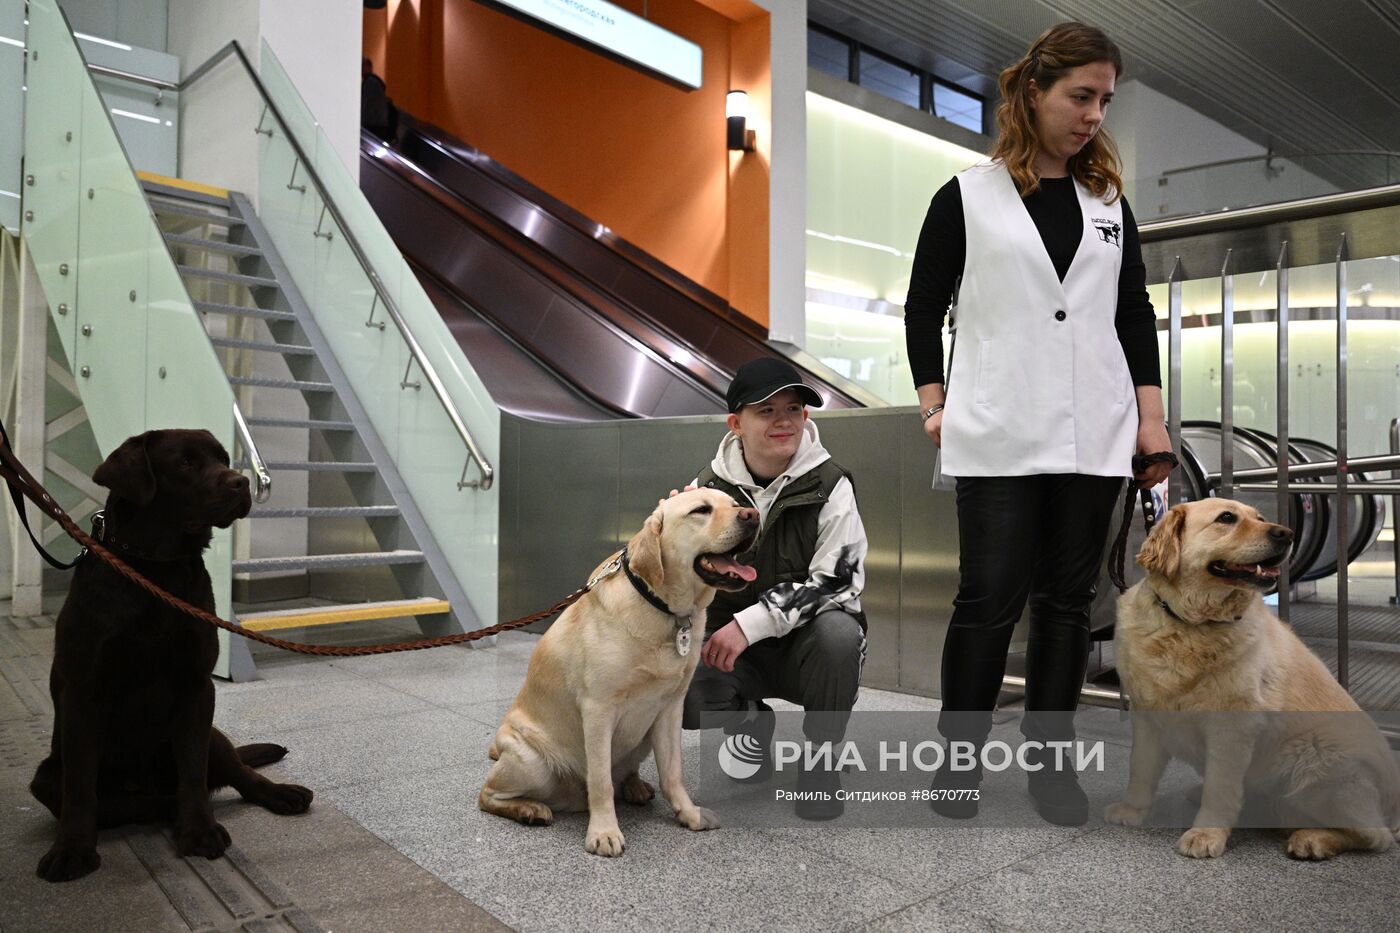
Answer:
[{"left": 28, "top": 429, "right": 313, "bottom": 883}]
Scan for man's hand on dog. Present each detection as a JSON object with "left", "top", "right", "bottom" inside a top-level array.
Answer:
[
  {"left": 661, "top": 485, "right": 698, "bottom": 505},
  {"left": 702, "top": 621, "right": 749, "bottom": 672}
]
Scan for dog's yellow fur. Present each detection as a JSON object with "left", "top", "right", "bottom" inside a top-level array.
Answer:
[
  {"left": 479, "top": 489, "right": 756, "bottom": 857},
  {"left": 1109, "top": 499, "right": 1400, "bottom": 860}
]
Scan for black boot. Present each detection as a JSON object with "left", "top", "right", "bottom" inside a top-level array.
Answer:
[
  {"left": 929, "top": 756, "right": 983, "bottom": 819},
  {"left": 1025, "top": 744, "right": 1088, "bottom": 826},
  {"left": 719, "top": 701, "right": 775, "bottom": 784}
]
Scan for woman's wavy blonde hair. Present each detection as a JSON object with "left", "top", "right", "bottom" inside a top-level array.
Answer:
[{"left": 989, "top": 22, "right": 1124, "bottom": 202}]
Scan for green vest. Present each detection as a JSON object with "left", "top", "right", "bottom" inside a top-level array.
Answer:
[{"left": 696, "top": 459, "right": 867, "bottom": 634}]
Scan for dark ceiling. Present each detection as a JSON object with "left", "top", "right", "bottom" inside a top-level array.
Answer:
[{"left": 811, "top": 0, "right": 1400, "bottom": 190}]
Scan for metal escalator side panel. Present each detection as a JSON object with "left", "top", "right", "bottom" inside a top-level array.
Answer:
[
  {"left": 360, "top": 152, "right": 725, "bottom": 419},
  {"left": 382, "top": 119, "right": 872, "bottom": 409}
]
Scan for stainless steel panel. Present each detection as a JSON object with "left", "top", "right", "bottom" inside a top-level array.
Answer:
[
  {"left": 500, "top": 407, "right": 970, "bottom": 696},
  {"left": 898, "top": 413, "right": 958, "bottom": 697},
  {"left": 1141, "top": 197, "right": 1400, "bottom": 283},
  {"left": 498, "top": 413, "right": 622, "bottom": 627},
  {"left": 815, "top": 409, "right": 904, "bottom": 690}
]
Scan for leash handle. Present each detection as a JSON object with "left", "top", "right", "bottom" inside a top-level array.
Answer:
[
  {"left": 1108, "top": 451, "right": 1180, "bottom": 593},
  {"left": 0, "top": 416, "right": 84, "bottom": 570}
]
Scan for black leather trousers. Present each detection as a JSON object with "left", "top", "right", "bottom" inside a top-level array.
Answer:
[{"left": 938, "top": 473, "right": 1123, "bottom": 744}]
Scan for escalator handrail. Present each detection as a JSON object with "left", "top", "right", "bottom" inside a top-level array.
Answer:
[
  {"left": 397, "top": 115, "right": 735, "bottom": 321},
  {"left": 361, "top": 150, "right": 729, "bottom": 411},
  {"left": 180, "top": 42, "right": 495, "bottom": 491},
  {"left": 391, "top": 116, "right": 881, "bottom": 410}
]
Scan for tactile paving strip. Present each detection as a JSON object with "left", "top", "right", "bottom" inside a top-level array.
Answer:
[
  {"left": 2, "top": 609, "right": 329, "bottom": 931},
  {"left": 126, "top": 829, "right": 326, "bottom": 933}
]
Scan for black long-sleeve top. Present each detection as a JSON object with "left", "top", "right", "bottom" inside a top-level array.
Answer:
[{"left": 904, "top": 175, "right": 1161, "bottom": 389}]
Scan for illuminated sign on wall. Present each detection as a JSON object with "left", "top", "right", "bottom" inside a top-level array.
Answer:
[{"left": 481, "top": 0, "right": 702, "bottom": 89}]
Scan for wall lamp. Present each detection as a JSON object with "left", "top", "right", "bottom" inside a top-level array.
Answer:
[{"left": 727, "top": 90, "right": 755, "bottom": 152}]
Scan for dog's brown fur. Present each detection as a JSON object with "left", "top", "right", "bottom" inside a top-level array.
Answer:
[
  {"left": 1109, "top": 499, "right": 1400, "bottom": 859},
  {"left": 29, "top": 430, "right": 312, "bottom": 882},
  {"left": 479, "top": 489, "right": 758, "bottom": 857}
]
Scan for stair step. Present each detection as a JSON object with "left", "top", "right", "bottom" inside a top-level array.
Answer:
[
  {"left": 249, "top": 505, "right": 400, "bottom": 519},
  {"left": 235, "top": 460, "right": 376, "bottom": 473},
  {"left": 228, "top": 375, "right": 335, "bottom": 393},
  {"left": 149, "top": 199, "right": 243, "bottom": 226},
  {"left": 210, "top": 336, "right": 315, "bottom": 356},
  {"left": 245, "top": 416, "right": 355, "bottom": 432},
  {"left": 178, "top": 265, "right": 279, "bottom": 289},
  {"left": 235, "top": 597, "right": 450, "bottom": 632},
  {"left": 233, "top": 550, "right": 425, "bottom": 574},
  {"left": 164, "top": 232, "right": 263, "bottom": 258},
  {"left": 195, "top": 300, "right": 296, "bottom": 322}
]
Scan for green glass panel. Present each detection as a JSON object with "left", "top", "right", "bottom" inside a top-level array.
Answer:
[
  {"left": 23, "top": 0, "right": 236, "bottom": 673},
  {"left": 254, "top": 42, "right": 502, "bottom": 625}
]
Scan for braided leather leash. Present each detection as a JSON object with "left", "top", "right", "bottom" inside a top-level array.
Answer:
[{"left": 0, "top": 425, "right": 589, "bottom": 657}]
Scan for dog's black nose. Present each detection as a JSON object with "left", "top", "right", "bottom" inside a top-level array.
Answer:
[
  {"left": 226, "top": 472, "right": 250, "bottom": 493},
  {"left": 737, "top": 507, "right": 759, "bottom": 526},
  {"left": 1268, "top": 525, "right": 1293, "bottom": 543}
]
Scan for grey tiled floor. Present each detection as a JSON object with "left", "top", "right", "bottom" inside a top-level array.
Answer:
[{"left": 206, "top": 627, "right": 1398, "bottom": 933}]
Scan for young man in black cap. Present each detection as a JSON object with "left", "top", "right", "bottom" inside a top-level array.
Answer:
[{"left": 681, "top": 357, "right": 868, "bottom": 820}]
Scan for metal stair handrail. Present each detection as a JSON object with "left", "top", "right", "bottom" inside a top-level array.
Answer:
[{"left": 176, "top": 42, "right": 494, "bottom": 491}]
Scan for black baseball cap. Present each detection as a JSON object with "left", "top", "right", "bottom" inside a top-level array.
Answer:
[{"left": 726, "top": 358, "right": 824, "bottom": 413}]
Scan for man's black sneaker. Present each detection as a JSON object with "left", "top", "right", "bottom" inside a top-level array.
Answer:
[
  {"left": 1026, "top": 746, "right": 1089, "bottom": 826},
  {"left": 794, "top": 763, "right": 843, "bottom": 821},
  {"left": 929, "top": 759, "right": 983, "bottom": 820},
  {"left": 719, "top": 701, "right": 776, "bottom": 784}
]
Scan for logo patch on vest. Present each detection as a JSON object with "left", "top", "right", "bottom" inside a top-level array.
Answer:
[{"left": 1092, "top": 218, "right": 1122, "bottom": 248}]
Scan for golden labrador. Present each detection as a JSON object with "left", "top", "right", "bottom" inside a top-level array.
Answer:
[
  {"left": 1108, "top": 498, "right": 1400, "bottom": 859},
  {"left": 479, "top": 488, "right": 759, "bottom": 856}
]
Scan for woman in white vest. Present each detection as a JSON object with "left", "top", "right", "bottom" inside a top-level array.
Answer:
[{"left": 904, "top": 22, "right": 1173, "bottom": 824}]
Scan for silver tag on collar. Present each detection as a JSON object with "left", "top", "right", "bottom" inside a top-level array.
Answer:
[{"left": 675, "top": 624, "right": 691, "bottom": 657}]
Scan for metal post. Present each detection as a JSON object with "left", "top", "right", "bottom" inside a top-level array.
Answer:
[
  {"left": 1220, "top": 249, "right": 1235, "bottom": 499},
  {"left": 1275, "top": 243, "right": 1290, "bottom": 622},
  {"left": 1168, "top": 257, "right": 1186, "bottom": 507},
  {"left": 10, "top": 241, "right": 46, "bottom": 616},
  {"left": 1335, "top": 233, "right": 1349, "bottom": 689},
  {"left": 1390, "top": 418, "right": 1398, "bottom": 606}
]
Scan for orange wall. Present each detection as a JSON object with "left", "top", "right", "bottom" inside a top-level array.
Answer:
[{"left": 364, "top": 0, "right": 770, "bottom": 327}]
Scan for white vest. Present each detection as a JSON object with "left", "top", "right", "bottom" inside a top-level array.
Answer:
[{"left": 938, "top": 162, "right": 1138, "bottom": 478}]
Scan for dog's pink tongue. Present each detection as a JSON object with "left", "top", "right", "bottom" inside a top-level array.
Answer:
[{"left": 709, "top": 554, "right": 757, "bottom": 582}]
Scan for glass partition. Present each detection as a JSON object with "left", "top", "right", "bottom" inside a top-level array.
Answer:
[
  {"left": 805, "top": 91, "right": 983, "bottom": 405},
  {"left": 22, "top": 0, "right": 237, "bottom": 672}
]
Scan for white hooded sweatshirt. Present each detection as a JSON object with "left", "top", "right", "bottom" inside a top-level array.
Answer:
[{"left": 697, "top": 420, "right": 868, "bottom": 645}]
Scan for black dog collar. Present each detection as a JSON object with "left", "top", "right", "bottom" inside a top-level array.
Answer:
[
  {"left": 92, "top": 510, "right": 204, "bottom": 563},
  {"left": 620, "top": 546, "right": 689, "bottom": 622},
  {"left": 1147, "top": 585, "right": 1241, "bottom": 626}
]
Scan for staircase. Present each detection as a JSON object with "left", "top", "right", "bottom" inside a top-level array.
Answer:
[{"left": 139, "top": 175, "right": 471, "bottom": 678}]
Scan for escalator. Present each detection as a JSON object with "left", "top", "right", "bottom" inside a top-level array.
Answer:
[{"left": 359, "top": 115, "right": 876, "bottom": 419}]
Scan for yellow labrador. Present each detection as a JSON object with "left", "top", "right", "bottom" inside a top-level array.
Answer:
[
  {"left": 479, "top": 488, "right": 759, "bottom": 856},
  {"left": 1108, "top": 499, "right": 1400, "bottom": 859}
]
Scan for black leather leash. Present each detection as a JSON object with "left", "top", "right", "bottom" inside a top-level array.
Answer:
[
  {"left": 0, "top": 417, "right": 84, "bottom": 570},
  {"left": 1107, "top": 451, "right": 1180, "bottom": 593}
]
